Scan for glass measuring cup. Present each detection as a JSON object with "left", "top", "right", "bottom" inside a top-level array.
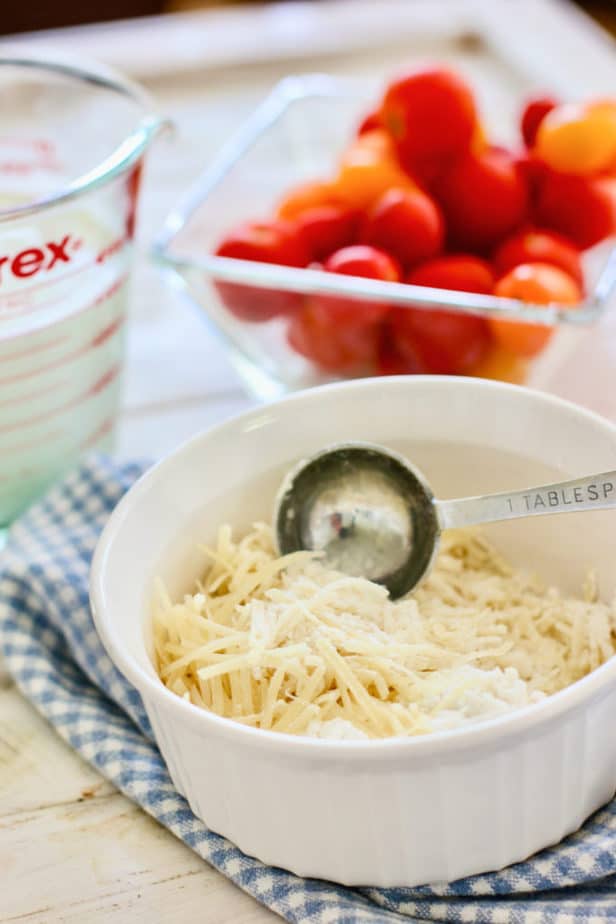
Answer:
[{"left": 0, "top": 53, "right": 167, "bottom": 526}]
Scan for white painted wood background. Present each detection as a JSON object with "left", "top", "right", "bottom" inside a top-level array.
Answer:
[{"left": 1, "top": 1, "right": 615, "bottom": 920}]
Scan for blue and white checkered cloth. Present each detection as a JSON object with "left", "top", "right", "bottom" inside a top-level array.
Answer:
[{"left": 2, "top": 456, "right": 616, "bottom": 923}]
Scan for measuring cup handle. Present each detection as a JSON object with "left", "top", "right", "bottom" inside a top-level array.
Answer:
[{"left": 435, "top": 471, "right": 616, "bottom": 530}]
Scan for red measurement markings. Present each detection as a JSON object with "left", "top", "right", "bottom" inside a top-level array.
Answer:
[
  {"left": 0, "top": 427, "right": 65, "bottom": 456},
  {"left": 0, "top": 270, "right": 129, "bottom": 325},
  {"left": 0, "top": 376, "right": 68, "bottom": 410},
  {"left": 0, "top": 464, "right": 42, "bottom": 485},
  {"left": 0, "top": 160, "right": 63, "bottom": 174},
  {"left": 91, "top": 315, "right": 124, "bottom": 348},
  {"left": 0, "top": 314, "right": 126, "bottom": 387},
  {"left": 80, "top": 416, "right": 114, "bottom": 451},
  {"left": 0, "top": 364, "right": 121, "bottom": 437},
  {"left": 0, "top": 415, "right": 114, "bottom": 485},
  {"left": 94, "top": 275, "right": 127, "bottom": 307},
  {"left": 0, "top": 334, "right": 68, "bottom": 363},
  {"left": 96, "top": 234, "right": 130, "bottom": 265},
  {"left": 0, "top": 138, "right": 56, "bottom": 153},
  {"left": 0, "top": 259, "right": 94, "bottom": 313}
]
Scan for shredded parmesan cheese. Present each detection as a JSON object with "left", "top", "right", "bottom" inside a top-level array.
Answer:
[{"left": 153, "top": 524, "right": 616, "bottom": 739}]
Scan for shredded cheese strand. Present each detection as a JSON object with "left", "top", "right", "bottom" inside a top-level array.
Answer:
[{"left": 153, "top": 524, "right": 616, "bottom": 739}]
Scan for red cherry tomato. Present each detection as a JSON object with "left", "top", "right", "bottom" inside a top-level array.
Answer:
[
  {"left": 385, "top": 256, "right": 493, "bottom": 375},
  {"left": 535, "top": 171, "right": 616, "bottom": 249},
  {"left": 293, "top": 205, "right": 360, "bottom": 263},
  {"left": 313, "top": 245, "right": 401, "bottom": 325},
  {"left": 214, "top": 220, "right": 309, "bottom": 322},
  {"left": 521, "top": 96, "right": 558, "bottom": 148},
  {"left": 490, "top": 262, "right": 581, "bottom": 357},
  {"left": 435, "top": 148, "right": 529, "bottom": 251},
  {"left": 407, "top": 254, "right": 495, "bottom": 294},
  {"left": 513, "top": 153, "right": 549, "bottom": 205},
  {"left": 494, "top": 229, "right": 583, "bottom": 287},
  {"left": 388, "top": 307, "right": 491, "bottom": 375},
  {"left": 376, "top": 331, "right": 430, "bottom": 376},
  {"left": 287, "top": 302, "right": 379, "bottom": 373},
  {"left": 357, "top": 110, "right": 382, "bottom": 136},
  {"left": 380, "top": 68, "right": 477, "bottom": 167},
  {"left": 360, "top": 187, "right": 445, "bottom": 269}
]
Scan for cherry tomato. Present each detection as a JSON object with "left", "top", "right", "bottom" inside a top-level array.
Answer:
[
  {"left": 493, "top": 229, "right": 583, "bottom": 287},
  {"left": 468, "top": 345, "right": 529, "bottom": 384},
  {"left": 388, "top": 306, "right": 491, "bottom": 375},
  {"left": 535, "top": 171, "right": 616, "bottom": 249},
  {"left": 514, "top": 153, "right": 549, "bottom": 204},
  {"left": 535, "top": 102, "right": 616, "bottom": 176},
  {"left": 379, "top": 68, "right": 477, "bottom": 167},
  {"left": 407, "top": 254, "right": 495, "bottom": 294},
  {"left": 357, "top": 110, "right": 382, "bottom": 136},
  {"left": 520, "top": 96, "right": 557, "bottom": 148},
  {"left": 334, "top": 130, "right": 416, "bottom": 210},
  {"left": 587, "top": 100, "right": 616, "bottom": 174},
  {"left": 471, "top": 121, "right": 488, "bottom": 154},
  {"left": 287, "top": 301, "right": 378, "bottom": 372},
  {"left": 376, "top": 331, "right": 430, "bottom": 376},
  {"left": 214, "top": 220, "right": 309, "bottom": 322},
  {"left": 360, "top": 187, "right": 444, "bottom": 269},
  {"left": 294, "top": 206, "right": 360, "bottom": 262},
  {"left": 434, "top": 148, "right": 529, "bottom": 251},
  {"left": 384, "top": 254, "right": 493, "bottom": 374},
  {"left": 277, "top": 181, "right": 343, "bottom": 220},
  {"left": 314, "top": 245, "right": 401, "bottom": 324},
  {"left": 490, "top": 262, "right": 581, "bottom": 357}
]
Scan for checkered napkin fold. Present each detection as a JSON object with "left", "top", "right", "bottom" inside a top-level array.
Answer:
[{"left": 2, "top": 456, "right": 616, "bottom": 924}]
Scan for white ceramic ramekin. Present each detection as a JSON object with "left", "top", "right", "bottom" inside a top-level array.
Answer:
[{"left": 91, "top": 377, "right": 616, "bottom": 887}]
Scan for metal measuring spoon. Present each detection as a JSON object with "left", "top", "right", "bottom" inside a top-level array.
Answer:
[{"left": 274, "top": 442, "right": 616, "bottom": 599}]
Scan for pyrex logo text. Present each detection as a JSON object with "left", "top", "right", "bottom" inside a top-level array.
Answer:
[{"left": 0, "top": 235, "right": 79, "bottom": 285}]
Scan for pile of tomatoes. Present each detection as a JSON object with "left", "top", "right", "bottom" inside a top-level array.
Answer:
[{"left": 214, "top": 67, "right": 616, "bottom": 380}]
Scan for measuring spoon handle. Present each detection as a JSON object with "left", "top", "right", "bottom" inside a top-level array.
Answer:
[{"left": 436, "top": 470, "right": 616, "bottom": 530}]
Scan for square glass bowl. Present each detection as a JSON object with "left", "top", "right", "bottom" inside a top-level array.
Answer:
[{"left": 154, "top": 74, "right": 616, "bottom": 400}]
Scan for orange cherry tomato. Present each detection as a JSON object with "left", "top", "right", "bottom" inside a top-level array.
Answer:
[
  {"left": 534, "top": 102, "right": 616, "bottom": 176},
  {"left": 471, "top": 121, "right": 488, "bottom": 154},
  {"left": 352, "top": 128, "right": 396, "bottom": 157},
  {"left": 277, "top": 181, "right": 343, "bottom": 220},
  {"left": 490, "top": 262, "right": 581, "bottom": 357},
  {"left": 333, "top": 130, "right": 416, "bottom": 210},
  {"left": 588, "top": 100, "right": 616, "bottom": 174},
  {"left": 468, "top": 345, "right": 529, "bottom": 384}
]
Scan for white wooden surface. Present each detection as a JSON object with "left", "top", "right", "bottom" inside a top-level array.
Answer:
[{"left": 1, "top": 2, "right": 615, "bottom": 921}]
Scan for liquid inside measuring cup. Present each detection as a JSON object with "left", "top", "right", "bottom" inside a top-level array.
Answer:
[{"left": 0, "top": 137, "right": 139, "bottom": 525}]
